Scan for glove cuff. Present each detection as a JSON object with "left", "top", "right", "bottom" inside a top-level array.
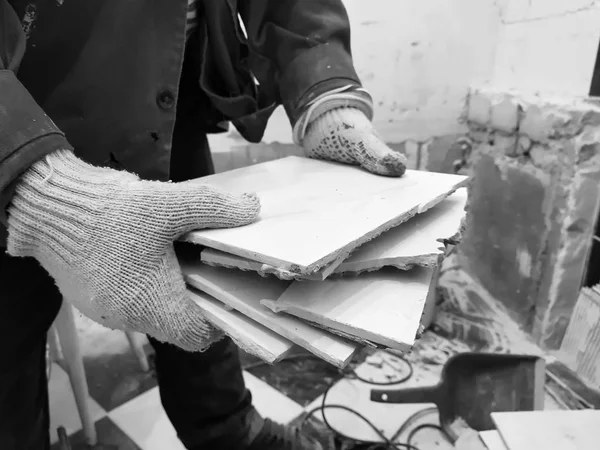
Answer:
[
  {"left": 6, "top": 149, "right": 134, "bottom": 259},
  {"left": 293, "top": 86, "right": 374, "bottom": 146}
]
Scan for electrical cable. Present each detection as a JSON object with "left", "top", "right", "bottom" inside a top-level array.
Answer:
[
  {"left": 389, "top": 407, "right": 438, "bottom": 443},
  {"left": 303, "top": 403, "right": 413, "bottom": 450},
  {"left": 406, "top": 424, "right": 451, "bottom": 449},
  {"left": 301, "top": 352, "right": 453, "bottom": 450},
  {"left": 243, "top": 351, "right": 453, "bottom": 450},
  {"left": 346, "top": 355, "right": 413, "bottom": 386},
  {"left": 304, "top": 374, "right": 414, "bottom": 450}
]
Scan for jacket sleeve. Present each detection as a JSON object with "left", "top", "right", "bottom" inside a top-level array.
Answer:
[
  {"left": 0, "top": 0, "right": 72, "bottom": 224},
  {"left": 238, "top": 0, "right": 362, "bottom": 124}
]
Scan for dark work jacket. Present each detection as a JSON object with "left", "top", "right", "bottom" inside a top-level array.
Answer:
[{"left": 0, "top": 0, "right": 362, "bottom": 247}]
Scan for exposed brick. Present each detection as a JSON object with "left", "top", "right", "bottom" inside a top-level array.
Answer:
[
  {"left": 468, "top": 128, "right": 492, "bottom": 144},
  {"left": 467, "top": 89, "right": 600, "bottom": 141},
  {"left": 520, "top": 104, "right": 574, "bottom": 142},
  {"left": 518, "top": 135, "right": 532, "bottom": 153},
  {"left": 491, "top": 97, "right": 520, "bottom": 133},
  {"left": 574, "top": 126, "right": 600, "bottom": 165},
  {"left": 420, "top": 134, "right": 465, "bottom": 173},
  {"left": 528, "top": 144, "right": 551, "bottom": 167},
  {"left": 494, "top": 133, "right": 518, "bottom": 156},
  {"left": 581, "top": 109, "right": 600, "bottom": 126},
  {"left": 459, "top": 88, "right": 600, "bottom": 353},
  {"left": 467, "top": 91, "right": 492, "bottom": 126},
  {"left": 577, "top": 125, "right": 600, "bottom": 145}
]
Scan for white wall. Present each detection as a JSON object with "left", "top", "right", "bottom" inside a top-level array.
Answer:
[
  {"left": 211, "top": 0, "right": 600, "bottom": 152},
  {"left": 344, "top": 0, "right": 505, "bottom": 142},
  {"left": 251, "top": 0, "right": 505, "bottom": 147},
  {"left": 491, "top": 0, "right": 600, "bottom": 97}
]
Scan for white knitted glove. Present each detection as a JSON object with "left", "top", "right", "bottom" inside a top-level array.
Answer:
[
  {"left": 301, "top": 107, "right": 407, "bottom": 177},
  {"left": 7, "top": 150, "right": 261, "bottom": 352}
]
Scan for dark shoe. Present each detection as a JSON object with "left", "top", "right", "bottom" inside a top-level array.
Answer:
[{"left": 247, "top": 418, "right": 326, "bottom": 450}]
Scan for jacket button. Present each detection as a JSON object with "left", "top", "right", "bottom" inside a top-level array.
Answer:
[{"left": 157, "top": 89, "right": 176, "bottom": 110}]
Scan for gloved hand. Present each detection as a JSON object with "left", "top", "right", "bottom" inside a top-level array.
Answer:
[
  {"left": 7, "top": 149, "right": 260, "bottom": 352},
  {"left": 301, "top": 107, "right": 408, "bottom": 177}
]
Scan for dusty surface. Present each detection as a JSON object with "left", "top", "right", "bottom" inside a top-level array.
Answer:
[{"left": 448, "top": 89, "right": 600, "bottom": 351}]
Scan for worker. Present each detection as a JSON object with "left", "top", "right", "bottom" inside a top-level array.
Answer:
[{"left": 0, "top": 1, "right": 407, "bottom": 449}]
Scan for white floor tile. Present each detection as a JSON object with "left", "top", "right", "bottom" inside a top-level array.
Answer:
[
  {"left": 109, "top": 370, "right": 304, "bottom": 450},
  {"left": 48, "top": 363, "right": 107, "bottom": 444},
  {"left": 479, "top": 430, "right": 508, "bottom": 450},
  {"left": 108, "top": 387, "right": 185, "bottom": 450},
  {"left": 243, "top": 371, "right": 303, "bottom": 424}
]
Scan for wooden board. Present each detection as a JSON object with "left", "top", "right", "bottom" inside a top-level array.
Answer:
[
  {"left": 492, "top": 410, "right": 600, "bottom": 450},
  {"left": 181, "top": 263, "right": 357, "bottom": 368},
  {"left": 336, "top": 188, "right": 467, "bottom": 273},
  {"left": 263, "top": 267, "right": 434, "bottom": 351},
  {"left": 186, "top": 287, "right": 293, "bottom": 364},
  {"left": 199, "top": 188, "right": 467, "bottom": 278},
  {"left": 184, "top": 156, "right": 467, "bottom": 276}
]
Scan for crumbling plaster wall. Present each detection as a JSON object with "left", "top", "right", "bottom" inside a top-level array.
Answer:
[
  {"left": 439, "top": 89, "right": 600, "bottom": 352},
  {"left": 437, "top": 1, "right": 600, "bottom": 353}
]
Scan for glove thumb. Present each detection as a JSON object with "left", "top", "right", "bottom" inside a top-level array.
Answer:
[{"left": 144, "top": 180, "right": 261, "bottom": 238}]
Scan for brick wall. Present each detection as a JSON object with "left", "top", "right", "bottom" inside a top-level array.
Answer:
[
  {"left": 439, "top": 88, "right": 600, "bottom": 351},
  {"left": 209, "top": 127, "right": 467, "bottom": 175}
]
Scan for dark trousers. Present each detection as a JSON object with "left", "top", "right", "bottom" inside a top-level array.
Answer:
[{"left": 0, "top": 252, "right": 254, "bottom": 450}]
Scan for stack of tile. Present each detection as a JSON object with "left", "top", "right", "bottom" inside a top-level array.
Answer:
[{"left": 180, "top": 156, "right": 468, "bottom": 367}]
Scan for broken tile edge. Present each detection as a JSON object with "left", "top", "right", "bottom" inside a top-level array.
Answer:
[
  {"left": 184, "top": 177, "right": 468, "bottom": 277},
  {"left": 184, "top": 273, "right": 356, "bottom": 369},
  {"left": 261, "top": 299, "right": 414, "bottom": 353},
  {"left": 187, "top": 287, "right": 293, "bottom": 364},
  {"left": 335, "top": 254, "right": 440, "bottom": 275}
]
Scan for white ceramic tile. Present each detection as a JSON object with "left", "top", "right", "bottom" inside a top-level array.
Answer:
[
  {"left": 243, "top": 371, "right": 303, "bottom": 424},
  {"left": 479, "top": 430, "right": 508, "bottom": 450},
  {"left": 109, "top": 371, "right": 303, "bottom": 450},
  {"left": 108, "top": 387, "right": 186, "bottom": 450},
  {"left": 48, "top": 363, "right": 107, "bottom": 444}
]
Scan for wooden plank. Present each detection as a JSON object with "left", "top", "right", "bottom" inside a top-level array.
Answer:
[
  {"left": 492, "top": 410, "right": 600, "bottom": 450},
  {"left": 336, "top": 188, "right": 467, "bottom": 274},
  {"left": 186, "top": 287, "right": 293, "bottom": 364},
  {"left": 479, "top": 431, "right": 508, "bottom": 450},
  {"left": 184, "top": 156, "right": 467, "bottom": 276},
  {"left": 181, "top": 263, "right": 357, "bottom": 368},
  {"left": 263, "top": 267, "right": 433, "bottom": 351},
  {"left": 559, "top": 287, "right": 600, "bottom": 389}
]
